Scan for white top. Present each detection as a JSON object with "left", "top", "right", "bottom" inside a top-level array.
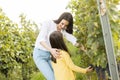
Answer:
[{"left": 35, "top": 20, "right": 77, "bottom": 51}]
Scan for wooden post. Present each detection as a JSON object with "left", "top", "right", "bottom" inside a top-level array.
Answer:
[{"left": 96, "top": 0, "right": 119, "bottom": 80}]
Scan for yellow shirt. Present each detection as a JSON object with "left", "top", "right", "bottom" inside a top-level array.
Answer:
[{"left": 52, "top": 50, "right": 87, "bottom": 80}]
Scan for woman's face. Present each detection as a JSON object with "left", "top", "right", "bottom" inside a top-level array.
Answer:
[{"left": 57, "top": 19, "right": 69, "bottom": 31}]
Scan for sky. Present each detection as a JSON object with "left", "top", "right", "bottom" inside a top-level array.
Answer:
[
  {"left": 0, "top": 0, "right": 70, "bottom": 24},
  {"left": 0, "top": 0, "right": 120, "bottom": 25}
]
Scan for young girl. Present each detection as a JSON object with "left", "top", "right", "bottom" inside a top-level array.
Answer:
[{"left": 49, "top": 31, "right": 93, "bottom": 80}]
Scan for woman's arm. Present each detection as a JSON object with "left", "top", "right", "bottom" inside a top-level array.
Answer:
[
  {"left": 38, "top": 21, "right": 61, "bottom": 58},
  {"left": 63, "top": 31, "right": 80, "bottom": 47},
  {"left": 40, "top": 41, "right": 60, "bottom": 58},
  {"left": 63, "top": 31, "right": 77, "bottom": 45}
]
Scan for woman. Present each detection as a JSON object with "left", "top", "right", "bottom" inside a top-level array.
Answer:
[
  {"left": 49, "top": 31, "right": 93, "bottom": 80},
  {"left": 33, "top": 12, "right": 79, "bottom": 80}
]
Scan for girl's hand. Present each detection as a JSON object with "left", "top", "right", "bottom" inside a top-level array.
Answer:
[{"left": 86, "top": 66, "right": 94, "bottom": 73}]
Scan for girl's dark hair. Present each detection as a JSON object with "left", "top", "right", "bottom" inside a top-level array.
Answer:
[
  {"left": 50, "top": 31, "right": 71, "bottom": 63},
  {"left": 54, "top": 12, "right": 73, "bottom": 34}
]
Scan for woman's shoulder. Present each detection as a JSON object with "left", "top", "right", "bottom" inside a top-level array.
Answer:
[
  {"left": 41, "top": 20, "right": 55, "bottom": 26},
  {"left": 42, "top": 20, "right": 54, "bottom": 24}
]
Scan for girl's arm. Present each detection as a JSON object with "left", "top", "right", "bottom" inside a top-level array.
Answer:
[{"left": 62, "top": 51, "right": 92, "bottom": 73}]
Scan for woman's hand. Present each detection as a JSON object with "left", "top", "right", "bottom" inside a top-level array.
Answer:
[
  {"left": 50, "top": 48, "right": 61, "bottom": 59},
  {"left": 40, "top": 41, "right": 61, "bottom": 59},
  {"left": 74, "top": 42, "right": 80, "bottom": 47},
  {"left": 75, "top": 43, "right": 87, "bottom": 52},
  {"left": 79, "top": 44, "right": 87, "bottom": 52}
]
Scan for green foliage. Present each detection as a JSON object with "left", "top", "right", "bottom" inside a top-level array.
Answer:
[
  {"left": 30, "top": 72, "right": 45, "bottom": 80},
  {"left": 67, "top": 0, "right": 120, "bottom": 68},
  {"left": 0, "top": 8, "right": 19, "bottom": 77},
  {"left": 0, "top": 8, "right": 40, "bottom": 79},
  {"left": 67, "top": 0, "right": 106, "bottom": 68}
]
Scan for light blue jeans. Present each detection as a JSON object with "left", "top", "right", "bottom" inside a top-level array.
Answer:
[{"left": 33, "top": 48, "right": 55, "bottom": 80}]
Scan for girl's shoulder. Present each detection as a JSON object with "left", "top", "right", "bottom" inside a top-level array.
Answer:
[
  {"left": 60, "top": 50, "right": 69, "bottom": 56},
  {"left": 60, "top": 50, "right": 67, "bottom": 53}
]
